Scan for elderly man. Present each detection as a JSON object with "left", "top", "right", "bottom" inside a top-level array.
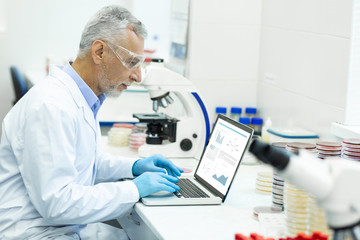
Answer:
[{"left": 0, "top": 5, "right": 182, "bottom": 239}]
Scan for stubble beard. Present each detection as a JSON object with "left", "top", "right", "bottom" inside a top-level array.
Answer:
[{"left": 98, "top": 64, "right": 123, "bottom": 98}]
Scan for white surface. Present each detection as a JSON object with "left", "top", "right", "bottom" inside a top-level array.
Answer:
[
  {"left": 101, "top": 136, "right": 140, "bottom": 159},
  {"left": 192, "top": 0, "right": 262, "bottom": 25},
  {"left": 257, "top": 0, "right": 352, "bottom": 139},
  {"left": 0, "top": 0, "right": 6, "bottom": 32},
  {"left": 345, "top": 0, "right": 360, "bottom": 125},
  {"left": 132, "top": 161, "right": 272, "bottom": 240},
  {"left": 132, "top": 0, "right": 171, "bottom": 61},
  {"left": 331, "top": 122, "right": 360, "bottom": 139},
  {"left": 187, "top": 0, "right": 261, "bottom": 124},
  {"left": 101, "top": 136, "right": 274, "bottom": 240},
  {"left": 262, "top": 0, "right": 352, "bottom": 37}
]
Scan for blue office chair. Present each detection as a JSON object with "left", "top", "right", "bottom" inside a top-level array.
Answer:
[{"left": 10, "top": 66, "right": 28, "bottom": 105}]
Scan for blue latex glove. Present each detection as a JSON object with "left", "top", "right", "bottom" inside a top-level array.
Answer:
[
  {"left": 132, "top": 172, "right": 180, "bottom": 198},
  {"left": 132, "top": 154, "right": 184, "bottom": 178}
]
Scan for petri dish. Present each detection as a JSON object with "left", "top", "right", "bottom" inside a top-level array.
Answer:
[
  {"left": 316, "top": 141, "right": 341, "bottom": 148},
  {"left": 286, "top": 142, "right": 316, "bottom": 149},
  {"left": 342, "top": 138, "right": 360, "bottom": 145}
]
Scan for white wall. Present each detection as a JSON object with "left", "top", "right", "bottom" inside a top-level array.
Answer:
[
  {"left": 0, "top": 0, "right": 132, "bottom": 135},
  {"left": 1, "top": 0, "right": 354, "bottom": 140},
  {"left": 187, "top": 0, "right": 262, "bottom": 123},
  {"left": 132, "top": 0, "right": 171, "bottom": 61},
  {"left": 257, "top": 0, "right": 353, "bottom": 139},
  {"left": 345, "top": 0, "right": 360, "bottom": 125}
]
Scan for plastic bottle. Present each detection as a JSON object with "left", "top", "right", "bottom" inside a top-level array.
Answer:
[
  {"left": 213, "top": 107, "right": 227, "bottom": 128},
  {"left": 245, "top": 107, "right": 257, "bottom": 118},
  {"left": 230, "top": 107, "right": 242, "bottom": 122},
  {"left": 215, "top": 107, "right": 227, "bottom": 118},
  {"left": 239, "top": 117, "right": 250, "bottom": 126},
  {"left": 250, "top": 117, "right": 263, "bottom": 136},
  {"left": 261, "top": 117, "right": 272, "bottom": 143}
]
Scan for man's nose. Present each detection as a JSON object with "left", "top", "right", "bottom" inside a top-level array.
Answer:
[{"left": 130, "top": 66, "right": 142, "bottom": 83}]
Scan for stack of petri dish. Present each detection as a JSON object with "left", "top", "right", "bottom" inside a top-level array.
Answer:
[
  {"left": 342, "top": 138, "right": 360, "bottom": 161},
  {"left": 108, "top": 123, "right": 134, "bottom": 147},
  {"left": 256, "top": 171, "right": 273, "bottom": 195},
  {"left": 284, "top": 182, "right": 310, "bottom": 237},
  {"left": 132, "top": 122, "right": 148, "bottom": 134},
  {"left": 307, "top": 197, "right": 333, "bottom": 238},
  {"left": 271, "top": 173, "right": 285, "bottom": 212},
  {"left": 129, "top": 132, "right": 147, "bottom": 151},
  {"left": 316, "top": 141, "right": 342, "bottom": 159},
  {"left": 270, "top": 142, "right": 287, "bottom": 212},
  {"left": 286, "top": 142, "right": 317, "bottom": 154},
  {"left": 272, "top": 142, "right": 288, "bottom": 149}
]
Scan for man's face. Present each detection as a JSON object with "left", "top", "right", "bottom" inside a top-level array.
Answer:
[{"left": 98, "top": 29, "right": 144, "bottom": 97}]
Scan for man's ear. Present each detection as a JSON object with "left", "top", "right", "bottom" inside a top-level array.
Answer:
[{"left": 91, "top": 40, "right": 105, "bottom": 65}]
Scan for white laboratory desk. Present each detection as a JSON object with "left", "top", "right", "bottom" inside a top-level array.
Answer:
[{"left": 101, "top": 137, "right": 274, "bottom": 240}]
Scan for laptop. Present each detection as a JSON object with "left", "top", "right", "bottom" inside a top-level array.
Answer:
[{"left": 141, "top": 114, "right": 254, "bottom": 206}]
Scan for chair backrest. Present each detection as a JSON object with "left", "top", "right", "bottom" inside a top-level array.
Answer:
[{"left": 10, "top": 66, "right": 28, "bottom": 105}]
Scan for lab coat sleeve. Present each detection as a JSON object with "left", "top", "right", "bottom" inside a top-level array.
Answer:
[
  {"left": 95, "top": 150, "right": 137, "bottom": 183},
  {"left": 17, "top": 102, "right": 139, "bottom": 225}
]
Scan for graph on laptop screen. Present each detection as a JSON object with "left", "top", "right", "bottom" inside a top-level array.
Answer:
[{"left": 196, "top": 117, "right": 251, "bottom": 195}]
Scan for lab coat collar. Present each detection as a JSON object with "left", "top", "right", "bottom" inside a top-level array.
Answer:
[{"left": 48, "top": 65, "right": 97, "bottom": 134}]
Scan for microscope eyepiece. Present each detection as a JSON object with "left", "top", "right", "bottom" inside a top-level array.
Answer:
[{"left": 249, "top": 139, "right": 291, "bottom": 171}]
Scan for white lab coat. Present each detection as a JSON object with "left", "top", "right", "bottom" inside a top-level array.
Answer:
[{"left": 0, "top": 65, "right": 139, "bottom": 239}]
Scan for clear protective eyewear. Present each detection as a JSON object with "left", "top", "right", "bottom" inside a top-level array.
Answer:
[{"left": 107, "top": 42, "right": 145, "bottom": 70}]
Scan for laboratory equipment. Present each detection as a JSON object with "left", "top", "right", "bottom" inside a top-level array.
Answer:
[
  {"left": 107, "top": 123, "right": 133, "bottom": 146},
  {"left": 239, "top": 117, "right": 250, "bottom": 126},
  {"left": 249, "top": 139, "right": 360, "bottom": 240},
  {"left": 133, "top": 113, "right": 179, "bottom": 145},
  {"left": 284, "top": 182, "right": 311, "bottom": 235},
  {"left": 285, "top": 142, "right": 317, "bottom": 154},
  {"left": 230, "top": 107, "right": 242, "bottom": 121},
  {"left": 255, "top": 171, "right": 272, "bottom": 195},
  {"left": 140, "top": 114, "right": 254, "bottom": 206},
  {"left": 214, "top": 106, "right": 227, "bottom": 127},
  {"left": 215, "top": 106, "right": 227, "bottom": 115},
  {"left": 235, "top": 231, "right": 329, "bottom": 240},
  {"left": 270, "top": 142, "right": 286, "bottom": 213},
  {"left": 132, "top": 122, "right": 148, "bottom": 133},
  {"left": 271, "top": 172, "right": 284, "bottom": 212},
  {"left": 267, "top": 127, "right": 319, "bottom": 139},
  {"left": 250, "top": 117, "right": 263, "bottom": 136},
  {"left": 134, "top": 61, "right": 210, "bottom": 159},
  {"left": 245, "top": 107, "right": 257, "bottom": 118},
  {"left": 342, "top": 138, "right": 360, "bottom": 161},
  {"left": 261, "top": 117, "right": 272, "bottom": 143},
  {"left": 129, "top": 132, "right": 147, "bottom": 152},
  {"left": 316, "top": 141, "right": 342, "bottom": 159}
]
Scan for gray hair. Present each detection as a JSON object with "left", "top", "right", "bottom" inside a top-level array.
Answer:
[{"left": 78, "top": 5, "right": 147, "bottom": 58}]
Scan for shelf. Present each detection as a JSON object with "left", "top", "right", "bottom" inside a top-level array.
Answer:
[{"left": 331, "top": 122, "right": 360, "bottom": 139}]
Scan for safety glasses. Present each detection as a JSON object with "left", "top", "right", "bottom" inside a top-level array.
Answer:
[{"left": 107, "top": 42, "right": 145, "bottom": 70}]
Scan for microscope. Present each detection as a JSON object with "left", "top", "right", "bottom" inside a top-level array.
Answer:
[
  {"left": 249, "top": 139, "right": 360, "bottom": 240},
  {"left": 134, "top": 60, "right": 210, "bottom": 159}
]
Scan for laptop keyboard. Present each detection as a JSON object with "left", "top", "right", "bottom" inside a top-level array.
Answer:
[{"left": 174, "top": 178, "right": 210, "bottom": 198}]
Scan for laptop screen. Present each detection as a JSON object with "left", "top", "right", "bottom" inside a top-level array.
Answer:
[{"left": 194, "top": 114, "right": 253, "bottom": 199}]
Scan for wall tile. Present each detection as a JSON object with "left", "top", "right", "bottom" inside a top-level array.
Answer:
[
  {"left": 317, "top": 0, "right": 353, "bottom": 38},
  {"left": 262, "top": 0, "right": 352, "bottom": 37},
  {"left": 194, "top": 79, "right": 258, "bottom": 123},
  {"left": 188, "top": 23, "right": 260, "bottom": 81},
  {"left": 259, "top": 27, "right": 349, "bottom": 109},
  {"left": 192, "top": 0, "right": 262, "bottom": 25},
  {"left": 257, "top": 82, "right": 345, "bottom": 138},
  {"left": 262, "top": 0, "right": 319, "bottom": 33}
]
